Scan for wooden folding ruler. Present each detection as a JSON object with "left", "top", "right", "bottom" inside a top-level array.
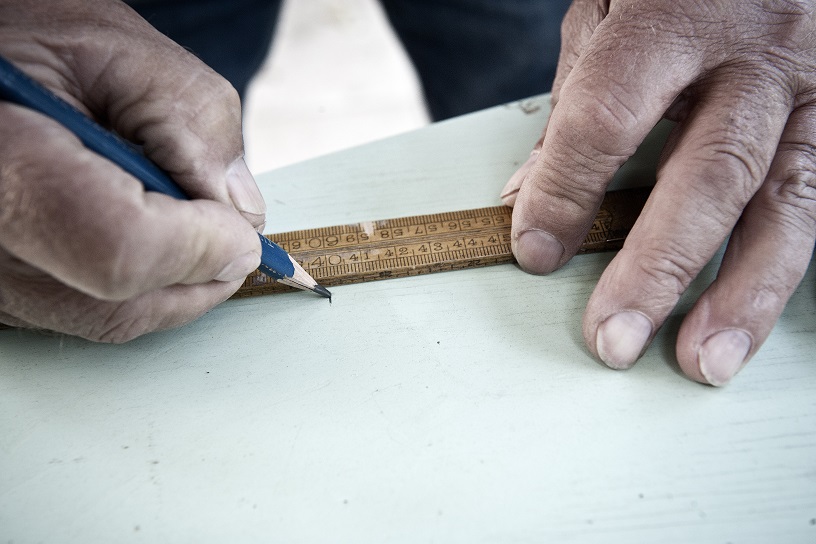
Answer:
[{"left": 233, "top": 186, "right": 651, "bottom": 298}]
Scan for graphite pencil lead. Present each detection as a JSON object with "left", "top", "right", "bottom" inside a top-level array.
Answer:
[
  {"left": 277, "top": 255, "right": 331, "bottom": 298},
  {"left": 313, "top": 283, "right": 332, "bottom": 300}
]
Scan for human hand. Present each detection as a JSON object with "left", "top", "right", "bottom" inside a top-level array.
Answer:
[
  {"left": 0, "top": 0, "right": 266, "bottom": 342},
  {"left": 501, "top": 0, "right": 816, "bottom": 385}
]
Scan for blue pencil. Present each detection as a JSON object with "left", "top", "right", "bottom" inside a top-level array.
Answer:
[{"left": 0, "top": 54, "right": 330, "bottom": 299}]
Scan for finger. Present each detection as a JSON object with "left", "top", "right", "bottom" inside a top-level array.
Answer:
[
  {"left": 583, "top": 74, "right": 792, "bottom": 370},
  {"left": 94, "top": 27, "right": 267, "bottom": 230},
  {"left": 6, "top": 0, "right": 266, "bottom": 230},
  {"left": 508, "top": 5, "right": 702, "bottom": 274},
  {"left": 500, "top": 0, "right": 609, "bottom": 208},
  {"left": 0, "top": 104, "right": 261, "bottom": 301},
  {"left": 0, "top": 251, "right": 242, "bottom": 343},
  {"left": 0, "top": 309, "right": 34, "bottom": 330},
  {"left": 550, "top": 0, "right": 609, "bottom": 107},
  {"left": 675, "top": 104, "right": 816, "bottom": 385}
]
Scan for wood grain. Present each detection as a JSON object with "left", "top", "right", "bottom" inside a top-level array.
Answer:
[{"left": 234, "top": 187, "right": 652, "bottom": 298}]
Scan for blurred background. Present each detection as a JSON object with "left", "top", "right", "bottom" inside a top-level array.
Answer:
[{"left": 243, "top": 0, "right": 429, "bottom": 174}]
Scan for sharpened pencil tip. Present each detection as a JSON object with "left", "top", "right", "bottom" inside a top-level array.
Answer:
[{"left": 313, "top": 283, "right": 332, "bottom": 300}]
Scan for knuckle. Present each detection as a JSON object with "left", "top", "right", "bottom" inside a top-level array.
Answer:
[
  {"left": 710, "top": 144, "right": 761, "bottom": 186},
  {"left": 546, "top": 94, "right": 637, "bottom": 180},
  {"left": 761, "top": 136, "right": 816, "bottom": 238},
  {"left": 521, "top": 161, "right": 605, "bottom": 234},
  {"left": 547, "top": 132, "right": 627, "bottom": 178},
  {"left": 158, "top": 73, "right": 242, "bottom": 181},
  {"left": 779, "top": 153, "right": 816, "bottom": 203},
  {"left": 704, "top": 125, "right": 768, "bottom": 188},
  {"left": 693, "top": 140, "right": 769, "bottom": 213},
  {"left": 565, "top": 90, "right": 642, "bottom": 153},
  {"left": 683, "top": 174, "right": 757, "bottom": 226},
  {"left": 209, "top": 74, "right": 241, "bottom": 110},
  {"left": 774, "top": 163, "right": 816, "bottom": 237},
  {"left": 629, "top": 241, "right": 702, "bottom": 296},
  {"left": 187, "top": 71, "right": 241, "bottom": 128},
  {"left": 535, "top": 148, "right": 605, "bottom": 204}
]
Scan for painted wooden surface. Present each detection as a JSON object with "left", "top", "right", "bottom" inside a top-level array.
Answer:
[{"left": 1, "top": 96, "right": 814, "bottom": 543}]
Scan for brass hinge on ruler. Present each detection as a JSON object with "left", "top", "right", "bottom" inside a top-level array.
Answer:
[{"left": 233, "top": 186, "right": 651, "bottom": 298}]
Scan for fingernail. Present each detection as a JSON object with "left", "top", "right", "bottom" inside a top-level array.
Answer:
[
  {"left": 596, "top": 311, "right": 653, "bottom": 369},
  {"left": 227, "top": 158, "right": 266, "bottom": 219},
  {"left": 698, "top": 329, "right": 752, "bottom": 386},
  {"left": 500, "top": 188, "right": 520, "bottom": 207},
  {"left": 513, "top": 229, "right": 564, "bottom": 274},
  {"left": 215, "top": 251, "right": 260, "bottom": 282}
]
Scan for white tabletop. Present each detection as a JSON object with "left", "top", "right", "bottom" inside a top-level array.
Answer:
[{"left": 2, "top": 95, "right": 815, "bottom": 543}]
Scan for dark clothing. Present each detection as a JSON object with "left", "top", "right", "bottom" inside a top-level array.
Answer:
[{"left": 128, "top": 0, "right": 571, "bottom": 120}]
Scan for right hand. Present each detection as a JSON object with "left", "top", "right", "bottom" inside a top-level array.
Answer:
[{"left": 0, "top": 0, "right": 267, "bottom": 342}]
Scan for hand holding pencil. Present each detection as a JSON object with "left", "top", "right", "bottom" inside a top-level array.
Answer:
[{"left": 0, "top": 0, "right": 324, "bottom": 342}]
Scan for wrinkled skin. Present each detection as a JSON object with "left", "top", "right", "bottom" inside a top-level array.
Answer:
[
  {"left": 502, "top": 0, "right": 816, "bottom": 385},
  {"left": 0, "top": 0, "right": 267, "bottom": 342}
]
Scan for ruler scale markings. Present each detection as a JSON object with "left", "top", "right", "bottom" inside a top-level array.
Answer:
[{"left": 233, "top": 187, "right": 651, "bottom": 298}]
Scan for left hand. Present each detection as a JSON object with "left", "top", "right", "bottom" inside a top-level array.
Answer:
[{"left": 501, "top": 0, "right": 816, "bottom": 385}]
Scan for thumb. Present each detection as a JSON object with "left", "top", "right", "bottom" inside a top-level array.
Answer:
[
  {"left": 500, "top": 0, "right": 610, "bottom": 206},
  {"left": 507, "top": 1, "right": 699, "bottom": 275}
]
